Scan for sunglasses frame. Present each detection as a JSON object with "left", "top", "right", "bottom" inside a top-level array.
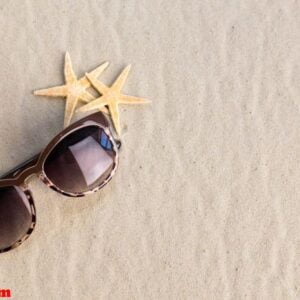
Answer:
[{"left": 0, "top": 111, "right": 120, "bottom": 253}]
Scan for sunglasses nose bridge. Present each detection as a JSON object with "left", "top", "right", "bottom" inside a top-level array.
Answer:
[
  {"left": 0, "top": 154, "right": 40, "bottom": 181},
  {"left": 9, "top": 165, "right": 40, "bottom": 189}
]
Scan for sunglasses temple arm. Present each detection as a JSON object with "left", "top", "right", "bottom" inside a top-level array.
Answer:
[
  {"left": 0, "top": 154, "right": 40, "bottom": 180},
  {"left": 116, "top": 140, "right": 121, "bottom": 149}
]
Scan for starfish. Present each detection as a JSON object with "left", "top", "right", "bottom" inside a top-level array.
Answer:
[
  {"left": 34, "top": 52, "right": 109, "bottom": 127},
  {"left": 77, "top": 65, "right": 150, "bottom": 135}
]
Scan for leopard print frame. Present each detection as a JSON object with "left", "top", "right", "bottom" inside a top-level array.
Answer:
[
  {"left": 0, "top": 112, "right": 120, "bottom": 253},
  {"left": 39, "top": 126, "right": 119, "bottom": 197},
  {"left": 0, "top": 189, "right": 36, "bottom": 253}
]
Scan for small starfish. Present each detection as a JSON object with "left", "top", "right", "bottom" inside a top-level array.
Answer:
[
  {"left": 34, "top": 52, "right": 109, "bottom": 127},
  {"left": 77, "top": 65, "right": 150, "bottom": 135}
]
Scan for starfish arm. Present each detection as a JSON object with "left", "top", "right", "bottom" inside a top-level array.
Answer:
[
  {"left": 119, "top": 95, "right": 151, "bottom": 104},
  {"left": 64, "top": 52, "right": 77, "bottom": 84},
  {"left": 79, "top": 91, "right": 96, "bottom": 103},
  {"left": 77, "top": 97, "right": 108, "bottom": 113},
  {"left": 34, "top": 85, "right": 68, "bottom": 97},
  {"left": 79, "top": 62, "right": 109, "bottom": 88},
  {"left": 112, "top": 65, "right": 131, "bottom": 92},
  {"left": 64, "top": 94, "right": 79, "bottom": 128},
  {"left": 109, "top": 102, "right": 121, "bottom": 135},
  {"left": 86, "top": 73, "right": 109, "bottom": 94}
]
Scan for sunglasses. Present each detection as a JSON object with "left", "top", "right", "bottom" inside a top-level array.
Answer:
[{"left": 0, "top": 112, "right": 121, "bottom": 253}]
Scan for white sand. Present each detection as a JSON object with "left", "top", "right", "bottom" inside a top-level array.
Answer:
[{"left": 0, "top": 0, "right": 299, "bottom": 299}]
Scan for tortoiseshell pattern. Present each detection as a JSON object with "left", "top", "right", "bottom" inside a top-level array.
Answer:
[
  {"left": 0, "top": 112, "right": 120, "bottom": 253},
  {"left": 0, "top": 190, "right": 36, "bottom": 253}
]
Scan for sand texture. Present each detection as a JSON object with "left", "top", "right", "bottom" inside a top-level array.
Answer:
[{"left": 0, "top": 0, "right": 300, "bottom": 299}]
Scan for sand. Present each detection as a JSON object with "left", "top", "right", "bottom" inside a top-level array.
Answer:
[{"left": 0, "top": 0, "right": 299, "bottom": 299}]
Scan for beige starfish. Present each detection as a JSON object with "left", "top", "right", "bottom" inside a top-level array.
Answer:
[
  {"left": 34, "top": 52, "right": 109, "bottom": 127},
  {"left": 77, "top": 65, "right": 150, "bottom": 135}
]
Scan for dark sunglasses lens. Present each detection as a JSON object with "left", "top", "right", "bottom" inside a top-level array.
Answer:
[
  {"left": 44, "top": 126, "right": 117, "bottom": 194},
  {"left": 0, "top": 186, "right": 33, "bottom": 251}
]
